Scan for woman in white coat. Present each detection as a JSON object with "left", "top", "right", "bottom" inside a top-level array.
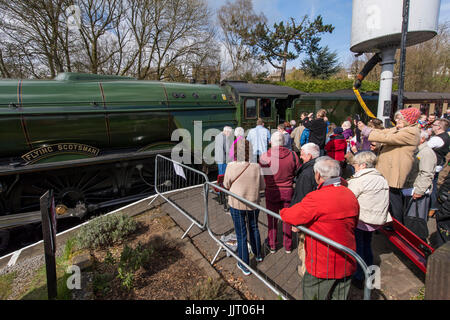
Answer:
[{"left": 347, "top": 151, "right": 392, "bottom": 287}]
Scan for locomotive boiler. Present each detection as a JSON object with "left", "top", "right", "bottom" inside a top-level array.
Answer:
[{"left": 0, "top": 73, "right": 236, "bottom": 224}]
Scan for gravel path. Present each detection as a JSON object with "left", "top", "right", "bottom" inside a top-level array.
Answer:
[{"left": 0, "top": 246, "right": 65, "bottom": 300}]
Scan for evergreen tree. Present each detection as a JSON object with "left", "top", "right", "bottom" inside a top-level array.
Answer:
[
  {"left": 301, "top": 46, "right": 341, "bottom": 79},
  {"left": 247, "top": 15, "right": 334, "bottom": 82}
]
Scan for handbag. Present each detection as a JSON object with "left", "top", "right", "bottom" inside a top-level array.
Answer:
[{"left": 403, "top": 198, "right": 429, "bottom": 241}]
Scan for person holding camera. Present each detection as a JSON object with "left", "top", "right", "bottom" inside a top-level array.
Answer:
[
  {"left": 358, "top": 107, "right": 421, "bottom": 223},
  {"left": 303, "top": 109, "right": 328, "bottom": 156}
]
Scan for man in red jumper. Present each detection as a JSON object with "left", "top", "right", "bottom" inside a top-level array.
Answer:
[{"left": 280, "top": 156, "right": 359, "bottom": 300}]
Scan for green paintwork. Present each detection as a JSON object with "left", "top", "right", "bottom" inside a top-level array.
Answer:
[
  {"left": 0, "top": 73, "right": 236, "bottom": 162},
  {"left": 289, "top": 94, "right": 379, "bottom": 125},
  {"left": 31, "top": 154, "right": 94, "bottom": 164},
  {"left": 0, "top": 80, "right": 31, "bottom": 156}
]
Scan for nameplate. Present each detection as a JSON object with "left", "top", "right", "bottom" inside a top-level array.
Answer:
[{"left": 21, "top": 143, "right": 100, "bottom": 163}]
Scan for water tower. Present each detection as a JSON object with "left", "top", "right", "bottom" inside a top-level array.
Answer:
[{"left": 351, "top": 0, "right": 441, "bottom": 125}]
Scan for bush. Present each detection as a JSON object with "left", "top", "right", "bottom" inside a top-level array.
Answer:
[
  {"left": 75, "top": 213, "right": 140, "bottom": 250},
  {"left": 93, "top": 273, "right": 114, "bottom": 295},
  {"left": 276, "top": 79, "right": 390, "bottom": 93},
  {"left": 117, "top": 243, "right": 153, "bottom": 290}
]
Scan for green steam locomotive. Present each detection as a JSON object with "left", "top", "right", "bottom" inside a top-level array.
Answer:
[{"left": 0, "top": 72, "right": 379, "bottom": 226}]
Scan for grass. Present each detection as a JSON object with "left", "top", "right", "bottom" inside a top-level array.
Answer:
[
  {"left": 19, "top": 255, "right": 72, "bottom": 300},
  {"left": 410, "top": 287, "right": 425, "bottom": 300},
  {"left": 18, "top": 238, "right": 78, "bottom": 300},
  {"left": 0, "top": 271, "right": 17, "bottom": 300}
]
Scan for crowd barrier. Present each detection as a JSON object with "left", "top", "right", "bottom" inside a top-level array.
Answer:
[
  {"left": 152, "top": 154, "right": 209, "bottom": 239},
  {"left": 153, "top": 155, "right": 372, "bottom": 300}
]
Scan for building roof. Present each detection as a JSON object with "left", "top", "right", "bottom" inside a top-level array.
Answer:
[
  {"left": 222, "top": 80, "right": 305, "bottom": 98},
  {"left": 394, "top": 91, "right": 450, "bottom": 101}
]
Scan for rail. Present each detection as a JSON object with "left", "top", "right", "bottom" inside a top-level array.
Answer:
[
  {"left": 205, "top": 181, "right": 372, "bottom": 300},
  {"left": 152, "top": 154, "right": 210, "bottom": 239}
]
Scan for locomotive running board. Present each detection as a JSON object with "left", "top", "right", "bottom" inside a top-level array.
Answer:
[
  {"left": 0, "top": 211, "right": 42, "bottom": 230},
  {"left": 380, "top": 218, "right": 435, "bottom": 273}
]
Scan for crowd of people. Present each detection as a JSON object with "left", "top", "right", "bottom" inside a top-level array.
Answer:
[{"left": 214, "top": 107, "right": 450, "bottom": 299}]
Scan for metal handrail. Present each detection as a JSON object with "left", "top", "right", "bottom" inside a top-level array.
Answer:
[
  {"left": 203, "top": 182, "right": 290, "bottom": 300},
  {"left": 154, "top": 154, "right": 210, "bottom": 237},
  {"left": 205, "top": 181, "right": 372, "bottom": 300}
]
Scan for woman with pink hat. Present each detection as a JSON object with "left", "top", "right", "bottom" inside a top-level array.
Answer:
[{"left": 358, "top": 107, "right": 421, "bottom": 223}]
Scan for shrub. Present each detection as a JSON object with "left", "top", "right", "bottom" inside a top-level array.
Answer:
[
  {"left": 93, "top": 273, "right": 114, "bottom": 295},
  {"left": 75, "top": 213, "right": 139, "bottom": 250},
  {"left": 276, "top": 79, "right": 394, "bottom": 93},
  {"left": 117, "top": 243, "right": 153, "bottom": 290}
]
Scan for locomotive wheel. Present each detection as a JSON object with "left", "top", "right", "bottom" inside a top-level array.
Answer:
[
  {"left": 9, "top": 168, "right": 117, "bottom": 215},
  {"left": 128, "top": 162, "right": 155, "bottom": 195}
]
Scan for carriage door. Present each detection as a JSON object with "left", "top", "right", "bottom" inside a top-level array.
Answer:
[
  {"left": 258, "top": 98, "right": 274, "bottom": 128},
  {"left": 275, "top": 99, "right": 290, "bottom": 124}
]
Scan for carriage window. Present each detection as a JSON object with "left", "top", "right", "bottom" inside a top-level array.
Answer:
[
  {"left": 245, "top": 98, "right": 257, "bottom": 119},
  {"left": 260, "top": 99, "right": 271, "bottom": 118}
]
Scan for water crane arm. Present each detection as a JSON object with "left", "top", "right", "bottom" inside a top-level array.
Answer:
[{"left": 353, "top": 53, "right": 382, "bottom": 89}]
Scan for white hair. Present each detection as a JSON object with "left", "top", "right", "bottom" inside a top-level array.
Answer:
[
  {"left": 342, "top": 121, "right": 351, "bottom": 130},
  {"left": 353, "top": 151, "right": 377, "bottom": 168},
  {"left": 301, "top": 143, "right": 320, "bottom": 159},
  {"left": 420, "top": 130, "right": 429, "bottom": 140},
  {"left": 313, "top": 156, "right": 341, "bottom": 180},
  {"left": 271, "top": 131, "right": 285, "bottom": 147},
  {"left": 290, "top": 120, "right": 296, "bottom": 126},
  {"left": 223, "top": 126, "right": 233, "bottom": 134},
  {"left": 234, "top": 127, "right": 245, "bottom": 137}
]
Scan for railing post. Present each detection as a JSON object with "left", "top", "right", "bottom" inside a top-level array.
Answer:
[{"left": 425, "top": 241, "right": 450, "bottom": 300}]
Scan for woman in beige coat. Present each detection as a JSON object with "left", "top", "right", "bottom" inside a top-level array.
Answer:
[
  {"left": 348, "top": 151, "right": 391, "bottom": 286},
  {"left": 223, "top": 139, "right": 265, "bottom": 275},
  {"left": 358, "top": 107, "right": 421, "bottom": 222}
]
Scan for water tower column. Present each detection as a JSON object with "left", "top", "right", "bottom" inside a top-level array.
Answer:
[{"left": 377, "top": 48, "right": 396, "bottom": 127}]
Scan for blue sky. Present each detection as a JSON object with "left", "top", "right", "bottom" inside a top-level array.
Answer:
[{"left": 208, "top": 0, "right": 450, "bottom": 70}]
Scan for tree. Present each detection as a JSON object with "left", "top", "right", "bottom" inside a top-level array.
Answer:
[
  {"left": 217, "top": 0, "right": 266, "bottom": 79},
  {"left": 398, "top": 22, "right": 449, "bottom": 92},
  {"left": 0, "top": 0, "right": 71, "bottom": 78},
  {"left": 301, "top": 45, "right": 341, "bottom": 79},
  {"left": 248, "top": 15, "right": 334, "bottom": 82},
  {"left": 0, "top": 0, "right": 220, "bottom": 81},
  {"left": 346, "top": 22, "right": 449, "bottom": 92}
]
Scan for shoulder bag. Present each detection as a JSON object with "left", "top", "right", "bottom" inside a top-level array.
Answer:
[
  {"left": 403, "top": 198, "right": 429, "bottom": 241},
  {"left": 226, "top": 163, "right": 251, "bottom": 190}
]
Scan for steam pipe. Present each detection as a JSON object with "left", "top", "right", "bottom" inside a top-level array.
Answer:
[
  {"left": 377, "top": 48, "right": 397, "bottom": 127},
  {"left": 353, "top": 53, "right": 382, "bottom": 89}
]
